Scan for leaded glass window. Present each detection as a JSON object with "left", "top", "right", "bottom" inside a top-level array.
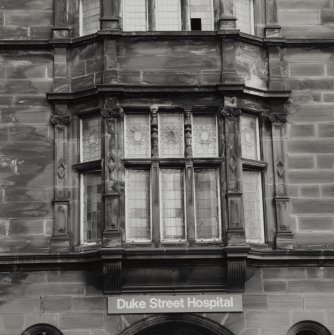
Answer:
[
  {"left": 80, "top": 0, "right": 100, "bottom": 36},
  {"left": 160, "top": 169, "right": 185, "bottom": 241},
  {"left": 193, "top": 114, "right": 218, "bottom": 157},
  {"left": 241, "top": 115, "right": 260, "bottom": 160},
  {"left": 189, "top": 0, "right": 213, "bottom": 31},
  {"left": 125, "top": 114, "right": 150, "bottom": 158},
  {"left": 81, "top": 117, "right": 101, "bottom": 162},
  {"left": 123, "top": 0, "right": 147, "bottom": 31},
  {"left": 195, "top": 169, "right": 220, "bottom": 240},
  {"left": 126, "top": 169, "right": 151, "bottom": 241},
  {"left": 156, "top": 0, "right": 181, "bottom": 31},
  {"left": 243, "top": 170, "right": 264, "bottom": 243},
  {"left": 81, "top": 173, "right": 102, "bottom": 243},
  {"left": 159, "top": 112, "right": 184, "bottom": 158},
  {"left": 235, "top": 0, "right": 254, "bottom": 35}
]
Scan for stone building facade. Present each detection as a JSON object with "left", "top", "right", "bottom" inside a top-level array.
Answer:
[{"left": 1, "top": 1, "right": 334, "bottom": 335}]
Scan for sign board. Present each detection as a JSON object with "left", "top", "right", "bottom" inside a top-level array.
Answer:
[{"left": 108, "top": 294, "right": 242, "bottom": 314}]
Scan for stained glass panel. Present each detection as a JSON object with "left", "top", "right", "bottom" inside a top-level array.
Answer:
[
  {"left": 125, "top": 114, "right": 150, "bottom": 158},
  {"left": 193, "top": 114, "right": 218, "bottom": 157},
  {"left": 81, "top": 117, "right": 101, "bottom": 162},
  {"left": 81, "top": 0, "right": 100, "bottom": 36},
  {"left": 160, "top": 169, "right": 185, "bottom": 241},
  {"left": 156, "top": 0, "right": 181, "bottom": 31},
  {"left": 159, "top": 113, "right": 184, "bottom": 158},
  {"left": 190, "top": 0, "right": 213, "bottom": 31},
  {"left": 241, "top": 115, "right": 260, "bottom": 160},
  {"left": 243, "top": 170, "right": 264, "bottom": 243},
  {"left": 123, "top": 0, "right": 147, "bottom": 31},
  {"left": 82, "top": 173, "right": 102, "bottom": 243},
  {"left": 195, "top": 169, "right": 220, "bottom": 240}
]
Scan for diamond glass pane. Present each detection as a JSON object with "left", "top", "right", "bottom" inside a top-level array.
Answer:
[
  {"left": 159, "top": 112, "right": 184, "bottom": 158},
  {"left": 195, "top": 169, "right": 220, "bottom": 240},
  {"left": 126, "top": 170, "right": 151, "bottom": 241},
  {"left": 241, "top": 115, "right": 259, "bottom": 160},
  {"left": 243, "top": 170, "right": 264, "bottom": 243},
  {"left": 235, "top": 0, "right": 254, "bottom": 34},
  {"left": 82, "top": 0, "right": 100, "bottom": 35},
  {"left": 193, "top": 114, "right": 218, "bottom": 157},
  {"left": 123, "top": 0, "right": 147, "bottom": 31},
  {"left": 125, "top": 114, "right": 150, "bottom": 158},
  {"left": 160, "top": 169, "right": 185, "bottom": 241},
  {"left": 82, "top": 173, "right": 102, "bottom": 243},
  {"left": 81, "top": 117, "right": 101, "bottom": 162},
  {"left": 156, "top": 0, "right": 181, "bottom": 31},
  {"left": 190, "top": 0, "right": 213, "bottom": 31}
]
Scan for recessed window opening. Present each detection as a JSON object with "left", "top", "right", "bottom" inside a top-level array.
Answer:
[{"left": 191, "top": 18, "right": 202, "bottom": 30}]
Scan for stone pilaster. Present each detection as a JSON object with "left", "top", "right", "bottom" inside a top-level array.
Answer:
[
  {"left": 221, "top": 97, "right": 246, "bottom": 246},
  {"left": 101, "top": 99, "right": 124, "bottom": 247},
  {"left": 269, "top": 103, "right": 295, "bottom": 250},
  {"left": 101, "top": 0, "right": 122, "bottom": 30},
  {"left": 50, "top": 105, "right": 71, "bottom": 252}
]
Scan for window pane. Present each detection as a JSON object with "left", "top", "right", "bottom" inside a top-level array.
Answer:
[
  {"left": 125, "top": 114, "right": 150, "bottom": 158},
  {"left": 160, "top": 169, "right": 185, "bottom": 241},
  {"left": 193, "top": 114, "right": 218, "bottom": 157},
  {"left": 235, "top": 0, "right": 254, "bottom": 35},
  {"left": 195, "top": 169, "right": 220, "bottom": 240},
  {"left": 81, "top": 0, "right": 100, "bottom": 35},
  {"left": 123, "top": 0, "right": 147, "bottom": 31},
  {"left": 156, "top": 0, "right": 181, "bottom": 31},
  {"left": 190, "top": 0, "right": 213, "bottom": 31},
  {"left": 243, "top": 170, "right": 264, "bottom": 243},
  {"left": 159, "top": 112, "right": 184, "bottom": 158},
  {"left": 81, "top": 117, "right": 101, "bottom": 162},
  {"left": 241, "top": 115, "right": 260, "bottom": 160},
  {"left": 126, "top": 170, "right": 151, "bottom": 241},
  {"left": 82, "top": 173, "right": 102, "bottom": 243}
]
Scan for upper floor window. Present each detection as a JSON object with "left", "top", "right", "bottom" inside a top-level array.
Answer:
[
  {"left": 79, "top": 0, "right": 100, "bottom": 36},
  {"left": 234, "top": 0, "right": 255, "bottom": 35},
  {"left": 123, "top": 0, "right": 147, "bottom": 31}
]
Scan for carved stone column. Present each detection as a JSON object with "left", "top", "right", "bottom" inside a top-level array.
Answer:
[
  {"left": 218, "top": 0, "right": 236, "bottom": 30},
  {"left": 181, "top": 0, "right": 191, "bottom": 31},
  {"left": 50, "top": 106, "right": 71, "bottom": 252},
  {"left": 221, "top": 97, "right": 246, "bottom": 246},
  {"left": 265, "top": 0, "right": 281, "bottom": 37},
  {"left": 101, "top": 99, "right": 124, "bottom": 247},
  {"left": 269, "top": 104, "right": 295, "bottom": 250},
  {"left": 103, "top": 256, "right": 122, "bottom": 293},
  {"left": 101, "top": 0, "right": 122, "bottom": 30}
]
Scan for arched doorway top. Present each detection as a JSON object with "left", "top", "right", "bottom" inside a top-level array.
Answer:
[
  {"left": 287, "top": 321, "right": 332, "bottom": 335},
  {"left": 21, "top": 323, "right": 63, "bottom": 335},
  {"left": 119, "top": 314, "right": 234, "bottom": 335}
]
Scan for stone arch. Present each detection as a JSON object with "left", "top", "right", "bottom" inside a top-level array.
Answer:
[
  {"left": 287, "top": 321, "right": 332, "bottom": 335},
  {"left": 119, "top": 314, "right": 235, "bottom": 335},
  {"left": 21, "top": 324, "right": 63, "bottom": 335}
]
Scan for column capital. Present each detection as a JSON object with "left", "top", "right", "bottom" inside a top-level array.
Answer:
[{"left": 50, "top": 115, "right": 71, "bottom": 126}]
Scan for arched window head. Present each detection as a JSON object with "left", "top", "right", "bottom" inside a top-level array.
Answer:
[
  {"left": 21, "top": 324, "right": 63, "bottom": 335},
  {"left": 288, "top": 321, "right": 331, "bottom": 335}
]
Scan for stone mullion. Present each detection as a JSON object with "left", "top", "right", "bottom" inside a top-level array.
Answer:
[
  {"left": 147, "top": 0, "right": 156, "bottom": 31},
  {"left": 221, "top": 97, "right": 246, "bottom": 246},
  {"left": 50, "top": 108, "right": 71, "bottom": 252},
  {"left": 101, "top": 0, "right": 122, "bottom": 30},
  {"left": 53, "top": 0, "right": 71, "bottom": 38},
  {"left": 181, "top": 0, "right": 190, "bottom": 31},
  {"left": 101, "top": 102, "right": 123, "bottom": 247},
  {"left": 269, "top": 110, "right": 295, "bottom": 249},
  {"left": 150, "top": 106, "right": 160, "bottom": 246}
]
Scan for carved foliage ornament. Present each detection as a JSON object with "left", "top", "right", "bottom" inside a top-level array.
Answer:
[
  {"left": 50, "top": 115, "right": 71, "bottom": 126},
  {"left": 268, "top": 112, "right": 288, "bottom": 123},
  {"left": 101, "top": 107, "right": 124, "bottom": 119},
  {"left": 221, "top": 107, "right": 242, "bottom": 118}
]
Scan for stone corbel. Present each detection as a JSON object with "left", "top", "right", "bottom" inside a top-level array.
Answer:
[
  {"left": 225, "top": 246, "right": 249, "bottom": 292},
  {"left": 268, "top": 103, "right": 295, "bottom": 250},
  {"left": 221, "top": 97, "right": 246, "bottom": 246},
  {"left": 101, "top": 99, "right": 124, "bottom": 247},
  {"left": 50, "top": 106, "right": 72, "bottom": 252}
]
